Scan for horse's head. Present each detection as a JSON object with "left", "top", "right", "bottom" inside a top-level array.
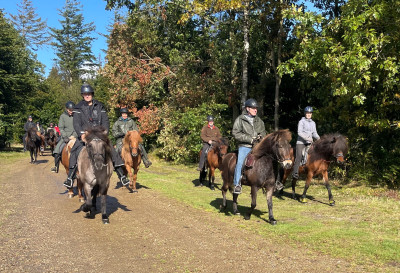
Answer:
[
  {"left": 216, "top": 138, "right": 229, "bottom": 158},
  {"left": 28, "top": 128, "right": 40, "bottom": 142},
  {"left": 85, "top": 127, "right": 111, "bottom": 171},
  {"left": 253, "top": 129, "right": 293, "bottom": 169},
  {"left": 330, "top": 134, "right": 348, "bottom": 164},
  {"left": 124, "top": 130, "right": 143, "bottom": 157}
]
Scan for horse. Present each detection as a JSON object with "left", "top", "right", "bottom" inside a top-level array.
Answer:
[
  {"left": 280, "top": 133, "right": 348, "bottom": 206},
  {"left": 45, "top": 130, "right": 57, "bottom": 154},
  {"left": 26, "top": 127, "right": 41, "bottom": 163},
  {"left": 199, "top": 138, "right": 229, "bottom": 190},
  {"left": 121, "top": 130, "right": 142, "bottom": 192},
  {"left": 36, "top": 132, "right": 45, "bottom": 156},
  {"left": 60, "top": 137, "right": 84, "bottom": 202},
  {"left": 220, "top": 129, "right": 293, "bottom": 225},
  {"left": 77, "top": 127, "right": 113, "bottom": 224}
]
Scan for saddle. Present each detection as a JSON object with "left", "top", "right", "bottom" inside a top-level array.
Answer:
[
  {"left": 245, "top": 153, "right": 255, "bottom": 168},
  {"left": 300, "top": 144, "right": 312, "bottom": 166}
]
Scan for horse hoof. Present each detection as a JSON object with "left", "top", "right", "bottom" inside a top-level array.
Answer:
[
  {"left": 68, "top": 194, "right": 73, "bottom": 199},
  {"left": 244, "top": 214, "right": 251, "bottom": 220},
  {"left": 270, "top": 219, "right": 277, "bottom": 225},
  {"left": 79, "top": 198, "right": 85, "bottom": 203},
  {"left": 233, "top": 210, "right": 240, "bottom": 216},
  {"left": 329, "top": 200, "right": 336, "bottom": 206},
  {"left": 219, "top": 205, "right": 226, "bottom": 212},
  {"left": 132, "top": 190, "right": 138, "bottom": 193},
  {"left": 102, "top": 219, "right": 109, "bottom": 224},
  {"left": 299, "top": 197, "right": 307, "bottom": 203},
  {"left": 85, "top": 213, "right": 94, "bottom": 219},
  {"left": 210, "top": 186, "right": 215, "bottom": 191}
]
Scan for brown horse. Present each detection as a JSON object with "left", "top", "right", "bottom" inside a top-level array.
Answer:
[
  {"left": 220, "top": 129, "right": 293, "bottom": 225},
  {"left": 36, "top": 132, "right": 45, "bottom": 156},
  {"left": 60, "top": 137, "right": 84, "bottom": 202},
  {"left": 77, "top": 127, "right": 113, "bottom": 224},
  {"left": 199, "top": 138, "right": 229, "bottom": 190},
  {"left": 45, "top": 130, "right": 57, "bottom": 154},
  {"left": 280, "top": 133, "right": 348, "bottom": 205},
  {"left": 121, "top": 130, "right": 142, "bottom": 192},
  {"left": 26, "top": 127, "right": 41, "bottom": 163}
]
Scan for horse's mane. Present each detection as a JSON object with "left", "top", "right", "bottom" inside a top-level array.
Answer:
[
  {"left": 312, "top": 133, "right": 348, "bottom": 158},
  {"left": 123, "top": 130, "right": 142, "bottom": 154},
  {"left": 85, "top": 127, "right": 112, "bottom": 160},
  {"left": 214, "top": 137, "right": 229, "bottom": 148},
  {"left": 252, "top": 129, "right": 292, "bottom": 159}
]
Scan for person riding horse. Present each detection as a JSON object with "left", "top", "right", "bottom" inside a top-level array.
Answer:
[
  {"left": 291, "top": 106, "right": 320, "bottom": 179},
  {"left": 63, "top": 83, "right": 130, "bottom": 189},
  {"left": 112, "top": 108, "right": 152, "bottom": 168},
  {"left": 36, "top": 121, "right": 45, "bottom": 135},
  {"left": 51, "top": 101, "right": 78, "bottom": 173},
  {"left": 232, "top": 98, "right": 266, "bottom": 194},
  {"left": 23, "top": 115, "right": 35, "bottom": 151},
  {"left": 46, "top": 122, "right": 57, "bottom": 134},
  {"left": 196, "top": 115, "right": 222, "bottom": 171}
]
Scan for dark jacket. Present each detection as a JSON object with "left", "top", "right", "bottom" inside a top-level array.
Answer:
[
  {"left": 232, "top": 114, "right": 266, "bottom": 148},
  {"left": 73, "top": 99, "right": 109, "bottom": 138},
  {"left": 112, "top": 117, "right": 139, "bottom": 147},
  {"left": 200, "top": 125, "right": 222, "bottom": 144},
  {"left": 59, "top": 111, "right": 78, "bottom": 140},
  {"left": 24, "top": 121, "right": 35, "bottom": 132}
]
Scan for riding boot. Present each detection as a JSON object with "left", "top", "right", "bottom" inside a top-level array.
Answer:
[
  {"left": 115, "top": 166, "right": 130, "bottom": 186},
  {"left": 51, "top": 153, "right": 61, "bottom": 173},
  {"left": 63, "top": 165, "right": 77, "bottom": 189},
  {"left": 139, "top": 144, "right": 152, "bottom": 168}
]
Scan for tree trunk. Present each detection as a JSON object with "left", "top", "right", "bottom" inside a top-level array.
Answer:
[
  {"left": 229, "top": 10, "right": 239, "bottom": 122},
  {"left": 241, "top": 2, "right": 250, "bottom": 111}
]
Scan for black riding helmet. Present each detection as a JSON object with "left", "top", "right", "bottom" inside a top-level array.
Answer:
[
  {"left": 65, "top": 101, "right": 75, "bottom": 109},
  {"left": 304, "top": 106, "right": 313, "bottom": 113},
  {"left": 244, "top": 98, "right": 258, "bottom": 108},
  {"left": 120, "top": 108, "right": 129, "bottom": 114},
  {"left": 80, "top": 83, "right": 94, "bottom": 95},
  {"left": 207, "top": 115, "right": 214, "bottom": 122}
]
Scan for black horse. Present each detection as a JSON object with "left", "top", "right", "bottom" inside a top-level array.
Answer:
[
  {"left": 77, "top": 127, "right": 113, "bottom": 224},
  {"left": 26, "top": 127, "right": 41, "bottom": 163},
  {"left": 220, "top": 129, "right": 293, "bottom": 225},
  {"left": 45, "top": 129, "right": 57, "bottom": 154}
]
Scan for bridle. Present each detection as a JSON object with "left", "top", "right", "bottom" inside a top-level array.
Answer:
[{"left": 87, "top": 138, "right": 108, "bottom": 170}]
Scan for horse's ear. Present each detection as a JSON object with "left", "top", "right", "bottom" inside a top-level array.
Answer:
[{"left": 331, "top": 137, "right": 336, "bottom": 143}]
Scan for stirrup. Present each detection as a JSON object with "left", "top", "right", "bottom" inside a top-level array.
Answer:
[
  {"left": 120, "top": 176, "right": 130, "bottom": 186},
  {"left": 51, "top": 167, "right": 57, "bottom": 173},
  {"left": 233, "top": 185, "right": 242, "bottom": 194},
  {"left": 63, "top": 178, "right": 73, "bottom": 189}
]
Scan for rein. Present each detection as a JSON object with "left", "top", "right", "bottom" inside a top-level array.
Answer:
[{"left": 88, "top": 138, "right": 109, "bottom": 169}]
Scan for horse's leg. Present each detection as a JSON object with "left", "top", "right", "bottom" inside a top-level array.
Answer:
[
  {"left": 220, "top": 185, "right": 227, "bottom": 212},
  {"left": 265, "top": 186, "right": 277, "bottom": 225},
  {"left": 232, "top": 193, "right": 240, "bottom": 215},
  {"left": 100, "top": 194, "right": 109, "bottom": 224},
  {"left": 291, "top": 177, "right": 297, "bottom": 200},
  {"left": 89, "top": 185, "right": 99, "bottom": 219},
  {"left": 125, "top": 165, "right": 134, "bottom": 189},
  {"left": 244, "top": 186, "right": 258, "bottom": 220},
  {"left": 323, "top": 171, "right": 335, "bottom": 206},
  {"left": 299, "top": 172, "right": 313, "bottom": 203},
  {"left": 209, "top": 167, "right": 215, "bottom": 190},
  {"left": 132, "top": 167, "right": 138, "bottom": 192},
  {"left": 78, "top": 178, "right": 84, "bottom": 202},
  {"left": 82, "top": 184, "right": 94, "bottom": 218}
]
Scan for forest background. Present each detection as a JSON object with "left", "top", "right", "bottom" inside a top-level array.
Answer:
[{"left": 0, "top": 0, "right": 399, "bottom": 187}]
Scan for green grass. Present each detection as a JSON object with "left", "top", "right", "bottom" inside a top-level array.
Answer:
[{"left": 138, "top": 156, "right": 400, "bottom": 271}]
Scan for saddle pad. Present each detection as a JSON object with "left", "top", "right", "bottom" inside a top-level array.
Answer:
[{"left": 245, "top": 153, "right": 255, "bottom": 168}]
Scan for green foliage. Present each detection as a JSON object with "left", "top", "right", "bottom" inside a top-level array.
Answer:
[{"left": 157, "top": 102, "right": 228, "bottom": 163}]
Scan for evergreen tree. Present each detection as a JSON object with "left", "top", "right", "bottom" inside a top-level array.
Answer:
[
  {"left": 50, "top": 0, "right": 96, "bottom": 85},
  {"left": 10, "top": 0, "right": 51, "bottom": 51}
]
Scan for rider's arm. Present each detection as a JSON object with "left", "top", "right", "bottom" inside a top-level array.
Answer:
[
  {"left": 311, "top": 121, "right": 320, "bottom": 141},
  {"left": 100, "top": 104, "right": 110, "bottom": 133},
  {"left": 200, "top": 126, "right": 211, "bottom": 143},
  {"left": 297, "top": 119, "right": 312, "bottom": 143},
  {"left": 112, "top": 121, "right": 124, "bottom": 138},
  {"left": 232, "top": 118, "right": 252, "bottom": 144}
]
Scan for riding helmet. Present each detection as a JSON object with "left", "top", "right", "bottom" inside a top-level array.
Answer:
[
  {"left": 304, "top": 106, "right": 313, "bottom": 113},
  {"left": 120, "top": 108, "right": 129, "bottom": 114},
  {"left": 49, "top": 123, "right": 54, "bottom": 126},
  {"left": 80, "top": 83, "right": 94, "bottom": 94},
  {"left": 28, "top": 115, "right": 32, "bottom": 119},
  {"left": 244, "top": 98, "right": 258, "bottom": 108},
  {"left": 65, "top": 101, "right": 75, "bottom": 109},
  {"left": 207, "top": 115, "right": 214, "bottom": 122}
]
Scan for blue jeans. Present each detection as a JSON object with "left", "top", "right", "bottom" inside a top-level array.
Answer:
[{"left": 233, "top": 146, "right": 252, "bottom": 186}]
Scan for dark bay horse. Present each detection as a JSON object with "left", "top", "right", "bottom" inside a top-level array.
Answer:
[
  {"left": 280, "top": 133, "right": 348, "bottom": 205},
  {"left": 26, "top": 127, "right": 41, "bottom": 163},
  {"left": 121, "top": 130, "right": 142, "bottom": 192},
  {"left": 60, "top": 137, "right": 84, "bottom": 202},
  {"left": 220, "top": 129, "right": 293, "bottom": 225},
  {"left": 199, "top": 138, "right": 229, "bottom": 190},
  {"left": 45, "top": 130, "right": 57, "bottom": 154},
  {"left": 77, "top": 127, "right": 113, "bottom": 224}
]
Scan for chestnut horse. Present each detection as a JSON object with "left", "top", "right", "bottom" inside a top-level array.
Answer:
[
  {"left": 77, "top": 127, "right": 113, "bottom": 224},
  {"left": 280, "top": 133, "right": 348, "bottom": 205},
  {"left": 45, "top": 130, "right": 57, "bottom": 154},
  {"left": 26, "top": 127, "right": 41, "bottom": 163},
  {"left": 36, "top": 132, "right": 45, "bottom": 156},
  {"left": 60, "top": 137, "right": 84, "bottom": 202},
  {"left": 121, "top": 130, "right": 142, "bottom": 192},
  {"left": 199, "top": 138, "right": 229, "bottom": 190},
  {"left": 220, "top": 129, "right": 293, "bottom": 225}
]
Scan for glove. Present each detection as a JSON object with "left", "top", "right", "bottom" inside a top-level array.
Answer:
[{"left": 251, "top": 136, "right": 257, "bottom": 144}]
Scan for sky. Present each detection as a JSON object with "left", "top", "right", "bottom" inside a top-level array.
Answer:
[{"left": 1, "top": 0, "right": 118, "bottom": 76}]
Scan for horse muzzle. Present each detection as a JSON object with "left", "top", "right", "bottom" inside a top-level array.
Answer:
[{"left": 281, "top": 159, "right": 293, "bottom": 169}]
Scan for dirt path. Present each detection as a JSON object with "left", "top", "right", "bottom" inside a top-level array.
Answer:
[{"left": 0, "top": 156, "right": 367, "bottom": 272}]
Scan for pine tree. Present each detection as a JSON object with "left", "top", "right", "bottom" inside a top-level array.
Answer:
[
  {"left": 10, "top": 0, "right": 51, "bottom": 51},
  {"left": 50, "top": 0, "right": 96, "bottom": 85}
]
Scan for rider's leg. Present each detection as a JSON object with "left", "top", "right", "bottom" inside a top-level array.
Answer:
[
  {"left": 23, "top": 133, "right": 27, "bottom": 152},
  {"left": 292, "top": 143, "right": 305, "bottom": 179},
  {"left": 63, "top": 141, "right": 82, "bottom": 188},
  {"left": 111, "top": 146, "right": 130, "bottom": 186},
  {"left": 233, "top": 146, "right": 252, "bottom": 194},
  {"left": 197, "top": 143, "right": 209, "bottom": 171},
  {"left": 139, "top": 144, "right": 152, "bottom": 168}
]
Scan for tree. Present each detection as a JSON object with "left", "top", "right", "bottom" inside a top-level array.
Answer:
[
  {"left": 10, "top": 0, "right": 51, "bottom": 51},
  {"left": 50, "top": 0, "right": 96, "bottom": 85}
]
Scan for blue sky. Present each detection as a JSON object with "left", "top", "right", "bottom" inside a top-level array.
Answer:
[{"left": 1, "top": 0, "right": 117, "bottom": 76}]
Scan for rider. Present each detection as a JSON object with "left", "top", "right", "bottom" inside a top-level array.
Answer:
[
  {"left": 291, "top": 106, "right": 320, "bottom": 179},
  {"left": 54, "top": 124, "right": 60, "bottom": 137},
  {"left": 196, "top": 115, "right": 222, "bottom": 171},
  {"left": 112, "top": 108, "right": 152, "bottom": 168},
  {"left": 46, "top": 122, "right": 56, "bottom": 134},
  {"left": 232, "top": 98, "right": 266, "bottom": 194},
  {"left": 63, "top": 83, "right": 130, "bottom": 189},
  {"left": 51, "top": 101, "right": 78, "bottom": 173},
  {"left": 36, "top": 121, "right": 45, "bottom": 135},
  {"left": 23, "top": 115, "right": 35, "bottom": 151}
]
